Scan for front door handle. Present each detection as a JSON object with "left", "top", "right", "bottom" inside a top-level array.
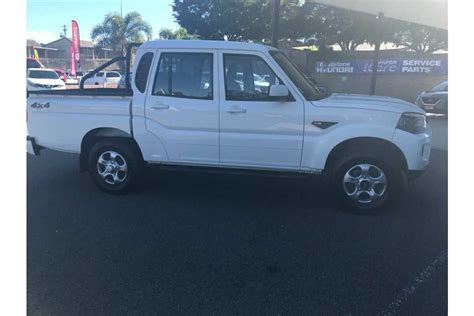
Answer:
[
  {"left": 151, "top": 104, "right": 170, "bottom": 110},
  {"left": 227, "top": 107, "right": 247, "bottom": 114}
]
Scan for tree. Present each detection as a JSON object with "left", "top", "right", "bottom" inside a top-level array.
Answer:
[
  {"left": 172, "top": 0, "right": 302, "bottom": 41},
  {"left": 171, "top": 0, "right": 398, "bottom": 50},
  {"left": 91, "top": 11, "right": 153, "bottom": 52},
  {"left": 172, "top": 0, "right": 446, "bottom": 53},
  {"left": 286, "top": 3, "right": 400, "bottom": 51},
  {"left": 158, "top": 27, "right": 198, "bottom": 39},
  {"left": 393, "top": 23, "right": 447, "bottom": 53}
]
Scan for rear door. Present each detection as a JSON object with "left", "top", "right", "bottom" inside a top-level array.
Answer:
[
  {"left": 217, "top": 50, "right": 304, "bottom": 169},
  {"left": 144, "top": 49, "right": 219, "bottom": 163}
]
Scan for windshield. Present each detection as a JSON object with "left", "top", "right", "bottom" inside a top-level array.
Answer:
[
  {"left": 28, "top": 70, "right": 59, "bottom": 79},
  {"left": 270, "top": 50, "right": 325, "bottom": 101},
  {"left": 431, "top": 81, "right": 448, "bottom": 92}
]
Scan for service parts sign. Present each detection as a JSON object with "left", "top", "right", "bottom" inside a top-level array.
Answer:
[{"left": 315, "top": 58, "right": 447, "bottom": 75}]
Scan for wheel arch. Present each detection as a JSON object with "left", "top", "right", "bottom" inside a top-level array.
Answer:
[
  {"left": 79, "top": 127, "right": 143, "bottom": 172},
  {"left": 324, "top": 137, "right": 409, "bottom": 173}
]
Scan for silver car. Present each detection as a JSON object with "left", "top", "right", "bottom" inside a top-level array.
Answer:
[{"left": 415, "top": 80, "right": 448, "bottom": 114}]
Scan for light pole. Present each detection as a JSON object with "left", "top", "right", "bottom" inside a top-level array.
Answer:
[
  {"left": 370, "top": 12, "right": 384, "bottom": 95},
  {"left": 271, "top": 0, "right": 281, "bottom": 47}
]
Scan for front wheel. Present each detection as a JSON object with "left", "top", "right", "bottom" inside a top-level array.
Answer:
[
  {"left": 88, "top": 139, "right": 143, "bottom": 194},
  {"left": 331, "top": 156, "right": 405, "bottom": 212}
]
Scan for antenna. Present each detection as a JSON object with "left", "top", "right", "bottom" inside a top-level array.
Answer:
[{"left": 61, "top": 25, "right": 67, "bottom": 38}]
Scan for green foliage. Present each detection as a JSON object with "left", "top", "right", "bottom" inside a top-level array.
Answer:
[
  {"left": 158, "top": 27, "right": 198, "bottom": 40},
  {"left": 172, "top": 0, "right": 277, "bottom": 41},
  {"left": 172, "top": 0, "right": 447, "bottom": 52},
  {"left": 91, "top": 11, "right": 153, "bottom": 51},
  {"left": 393, "top": 23, "right": 448, "bottom": 53}
]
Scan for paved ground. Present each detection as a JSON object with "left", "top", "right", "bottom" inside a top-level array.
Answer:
[{"left": 27, "top": 145, "right": 447, "bottom": 315}]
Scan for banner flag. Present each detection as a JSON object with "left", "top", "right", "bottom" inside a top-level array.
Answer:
[
  {"left": 33, "top": 48, "right": 39, "bottom": 60},
  {"left": 71, "top": 20, "right": 81, "bottom": 76}
]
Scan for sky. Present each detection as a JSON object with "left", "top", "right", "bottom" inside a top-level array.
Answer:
[{"left": 27, "top": 0, "right": 179, "bottom": 44}]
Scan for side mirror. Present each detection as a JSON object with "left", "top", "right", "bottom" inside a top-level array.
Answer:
[{"left": 269, "top": 84, "right": 289, "bottom": 99}]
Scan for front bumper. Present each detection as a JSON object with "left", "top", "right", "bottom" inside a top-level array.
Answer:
[
  {"left": 392, "top": 125, "right": 432, "bottom": 172},
  {"left": 415, "top": 97, "right": 447, "bottom": 113},
  {"left": 27, "top": 136, "right": 42, "bottom": 155}
]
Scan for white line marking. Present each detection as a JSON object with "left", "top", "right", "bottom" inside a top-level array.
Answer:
[{"left": 376, "top": 250, "right": 447, "bottom": 316}]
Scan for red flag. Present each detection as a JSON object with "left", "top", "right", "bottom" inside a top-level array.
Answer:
[{"left": 71, "top": 20, "right": 81, "bottom": 76}]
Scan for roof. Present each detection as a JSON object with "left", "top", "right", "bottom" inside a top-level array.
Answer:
[
  {"left": 44, "top": 37, "right": 95, "bottom": 48},
  {"left": 308, "top": 0, "right": 447, "bottom": 30},
  {"left": 27, "top": 39, "right": 39, "bottom": 47},
  {"left": 139, "top": 40, "right": 275, "bottom": 52}
]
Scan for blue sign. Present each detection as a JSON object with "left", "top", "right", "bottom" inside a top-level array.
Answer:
[{"left": 315, "top": 58, "right": 448, "bottom": 75}]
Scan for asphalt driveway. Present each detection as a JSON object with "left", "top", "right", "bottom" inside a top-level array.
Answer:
[{"left": 27, "top": 148, "right": 447, "bottom": 315}]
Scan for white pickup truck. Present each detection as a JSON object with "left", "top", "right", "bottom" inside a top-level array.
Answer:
[{"left": 27, "top": 40, "right": 432, "bottom": 211}]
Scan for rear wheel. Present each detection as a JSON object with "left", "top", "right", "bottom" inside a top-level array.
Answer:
[
  {"left": 331, "top": 154, "right": 405, "bottom": 212},
  {"left": 88, "top": 139, "right": 143, "bottom": 194}
]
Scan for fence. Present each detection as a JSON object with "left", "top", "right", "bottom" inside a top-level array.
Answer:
[{"left": 38, "top": 58, "right": 124, "bottom": 74}]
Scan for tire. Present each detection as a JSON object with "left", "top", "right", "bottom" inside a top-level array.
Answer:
[
  {"left": 87, "top": 139, "right": 144, "bottom": 194},
  {"left": 330, "top": 153, "right": 406, "bottom": 212}
]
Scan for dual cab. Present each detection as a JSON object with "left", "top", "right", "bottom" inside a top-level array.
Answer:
[{"left": 27, "top": 40, "right": 432, "bottom": 211}]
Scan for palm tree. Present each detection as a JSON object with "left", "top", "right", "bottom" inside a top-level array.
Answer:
[
  {"left": 158, "top": 27, "right": 198, "bottom": 40},
  {"left": 91, "top": 11, "right": 153, "bottom": 53}
]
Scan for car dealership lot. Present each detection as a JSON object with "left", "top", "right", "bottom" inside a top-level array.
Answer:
[{"left": 27, "top": 144, "right": 447, "bottom": 314}]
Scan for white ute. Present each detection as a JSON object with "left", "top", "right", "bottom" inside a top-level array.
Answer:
[{"left": 27, "top": 40, "right": 432, "bottom": 211}]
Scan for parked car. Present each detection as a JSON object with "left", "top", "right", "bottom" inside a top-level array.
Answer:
[
  {"left": 65, "top": 76, "right": 78, "bottom": 85},
  {"left": 64, "top": 71, "right": 86, "bottom": 85},
  {"left": 232, "top": 72, "right": 271, "bottom": 93},
  {"left": 84, "top": 71, "right": 122, "bottom": 86},
  {"left": 415, "top": 80, "right": 448, "bottom": 114},
  {"left": 27, "top": 68, "right": 66, "bottom": 91},
  {"left": 52, "top": 68, "right": 67, "bottom": 81},
  {"left": 27, "top": 40, "right": 432, "bottom": 211},
  {"left": 27, "top": 57, "right": 44, "bottom": 70}
]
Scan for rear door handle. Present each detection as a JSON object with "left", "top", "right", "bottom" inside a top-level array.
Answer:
[{"left": 227, "top": 107, "right": 247, "bottom": 114}]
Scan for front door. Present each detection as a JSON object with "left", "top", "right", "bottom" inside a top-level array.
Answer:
[
  {"left": 218, "top": 50, "right": 304, "bottom": 169},
  {"left": 144, "top": 49, "right": 219, "bottom": 163}
]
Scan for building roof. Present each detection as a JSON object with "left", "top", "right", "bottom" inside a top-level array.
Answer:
[
  {"left": 140, "top": 40, "right": 275, "bottom": 52},
  {"left": 44, "top": 37, "right": 95, "bottom": 48},
  {"left": 27, "top": 39, "right": 40, "bottom": 47}
]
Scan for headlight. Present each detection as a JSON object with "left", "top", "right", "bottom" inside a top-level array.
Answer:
[{"left": 396, "top": 112, "right": 427, "bottom": 134}]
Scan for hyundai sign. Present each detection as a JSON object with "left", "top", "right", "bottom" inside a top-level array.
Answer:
[{"left": 315, "top": 58, "right": 448, "bottom": 75}]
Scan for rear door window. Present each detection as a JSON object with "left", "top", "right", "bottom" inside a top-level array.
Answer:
[
  {"left": 134, "top": 52, "right": 154, "bottom": 93},
  {"left": 152, "top": 52, "right": 213, "bottom": 100}
]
